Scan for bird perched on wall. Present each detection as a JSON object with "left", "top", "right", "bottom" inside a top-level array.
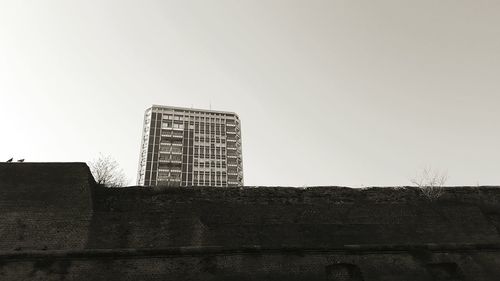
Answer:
[
  {"left": 17, "top": 159, "right": 25, "bottom": 163},
  {"left": 6, "top": 158, "right": 13, "bottom": 162}
]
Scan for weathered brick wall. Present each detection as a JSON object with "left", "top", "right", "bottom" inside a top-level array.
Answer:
[
  {"left": 87, "top": 186, "right": 500, "bottom": 249},
  {"left": 2, "top": 163, "right": 500, "bottom": 280},
  {"left": 1, "top": 249, "right": 500, "bottom": 281},
  {"left": 0, "top": 163, "right": 94, "bottom": 251}
]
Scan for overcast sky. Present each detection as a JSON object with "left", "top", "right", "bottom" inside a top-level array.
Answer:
[{"left": 1, "top": 0, "right": 499, "bottom": 187}]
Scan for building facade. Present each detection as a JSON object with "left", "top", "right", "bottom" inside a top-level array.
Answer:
[{"left": 137, "top": 105, "right": 243, "bottom": 187}]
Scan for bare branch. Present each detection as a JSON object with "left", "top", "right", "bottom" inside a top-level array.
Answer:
[
  {"left": 89, "top": 154, "right": 128, "bottom": 187},
  {"left": 411, "top": 167, "right": 447, "bottom": 201}
]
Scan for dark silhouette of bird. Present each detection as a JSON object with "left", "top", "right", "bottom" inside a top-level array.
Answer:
[
  {"left": 6, "top": 158, "right": 13, "bottom": 162},
  {"left": 17, "top": 159, "right": 25, "bottom": 163}
]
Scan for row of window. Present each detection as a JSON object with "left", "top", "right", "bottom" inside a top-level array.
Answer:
[
  {"left": 158, "top": 129, "right": 236, "bottom": 140},
  {"left": 159, "top": 113, "right": 237, "bottom": 123},
  {"left": 194, "top": 162, "right": 227, "bottom": 168},
  {"left": 156, "top": 171, "right": 234, "bottom": 180},
  {"left": 193, "top": 142, "right": 226, "bottom": 148},
  {"left": 194, "top": 158, "right": 225, "bottom": 164},
  {"left": 165, "top": 121, "right": 232, "bottom": 127},
  {"left": 152, "top": 179, "right": 243, "bottom": 187},
  {"left": 157, "top": 137, "right": 231, "bottom": 144},
  {"left": 159, "top": 163, "right": 228, "bottom": 170},
  {"left": 161, "top": 123, "right": 184, "bottom": 129},
  {"left": 194, "top": 146, "right": 226, "bottom": 154},
  {"left": 158, "top": 171, "right": 181, "bottom": 179},
  {"left": 159, "top": 165, "right": 237, "bottom": 172},
  {"left": 159, "top": 134, "right": 229, "bottom": 141},
  {"left": 155, "top": 160, "right": 231, "bottom": 169},
  {"left": 160, "top": 130, "right": 183, "bottom": 137},
  {"left": 158, "top": 162, "right": 181, "bottom": 169},
  {"left": 160, "top": 139, "right": 183, "bottom": 145},
  {"left": 158, "top": 120, "right": 236, "bottom": 128},
  {"left": 159, "top": 154, "right": 182, "bottom": 161},
  {"left": 154, "top": 180, "right": 233, "bottom": 186},
  {"left": 194, "top": 130, "right": 226, "bottom": 135},
  {"left": 159, "top": 146, "right": 182, "bottom": 153},
  {"left": 194, "top": 154, "right": 226, "bottom": 160},
  {"left": 157, "top": 151, "right": 228, "bottom": 160},
  {"left": 149, "top": 153, "right": 239, "bottom": 163},
  {"left": 193, "top": 175, "right": 227, "bottom": 182},
  {"left": 143, "top": 157, "right": 240, "bottom": 166}
]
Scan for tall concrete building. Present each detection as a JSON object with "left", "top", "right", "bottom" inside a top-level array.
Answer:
[{"left": 137, "top": 105, "right": 243, "bottom": 187}]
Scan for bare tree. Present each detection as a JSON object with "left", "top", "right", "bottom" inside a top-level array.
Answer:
[
  {"left": 410, "top": 167, "right": 448, "bottom": 201},
  {"left": 89, "top": 154, "right": 128, "bottom": 187}
]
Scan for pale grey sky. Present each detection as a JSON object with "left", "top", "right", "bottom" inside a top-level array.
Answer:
[{"left": 1, "top": 0, "right": 499, "bottom": 187}]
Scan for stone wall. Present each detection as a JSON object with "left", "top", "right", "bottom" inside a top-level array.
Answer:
[
  {"left": 1, "top": 162, "right": 500, "bottom": 280},
  {"left": 0, "top": 163, "right": 94, "bottom": 251},
  {"left": 87, "top": 186, "right": 500, "bottom": 249},
  {"left": 1, "top": 248, "right": 500, "bottom": 281}
]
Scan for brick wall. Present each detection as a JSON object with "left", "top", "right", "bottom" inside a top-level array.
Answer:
[
  {"left": 1, "top": 250, "right": 500, "bottom": 281},
  {"left": 2, "top": 163, "right": 500, "bottom": 280},
  {"left": 0, "top": 163, "right": 94, "bottom": 251},
  {"left": 87, "top": 186, "right": 500, "bottom": 249}
]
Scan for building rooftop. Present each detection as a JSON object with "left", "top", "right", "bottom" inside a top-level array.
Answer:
[{"left": 149, "top": 104, "right": 239, "bottom": 117}]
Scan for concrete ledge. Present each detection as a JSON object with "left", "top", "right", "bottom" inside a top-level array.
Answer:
[{"left": 2, "top": 243, "right": 500, "bottom": 260}]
